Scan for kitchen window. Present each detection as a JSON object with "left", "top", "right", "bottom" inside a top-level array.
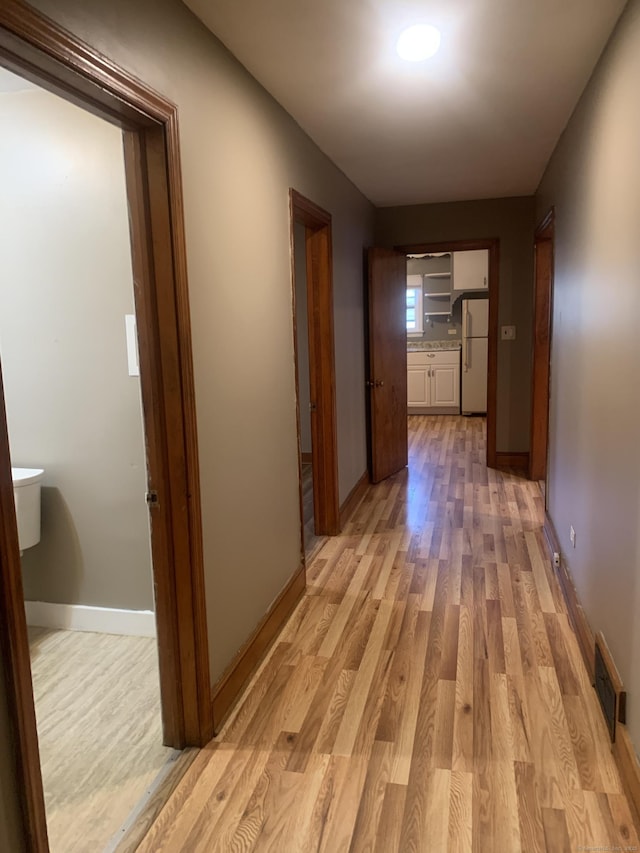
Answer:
[{"left": 406, "top": 284, "right": 423, "bottom": 334}]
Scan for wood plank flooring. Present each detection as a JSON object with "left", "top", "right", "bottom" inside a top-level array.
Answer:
[
  {"left": 137, "top": 415, "right": 638, "bottom": 852},
  {"left": 28, "top": 628, "right": 172, "bottom": 853}
]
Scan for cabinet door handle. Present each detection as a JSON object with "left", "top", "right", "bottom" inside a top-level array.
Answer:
[{"left": 375, "top": 379, "right": 384, "bottom": 387}]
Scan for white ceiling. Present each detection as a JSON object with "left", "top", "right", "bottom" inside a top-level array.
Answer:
[{"left": 184, "top": 0, "right": 627, "bottom": 207}]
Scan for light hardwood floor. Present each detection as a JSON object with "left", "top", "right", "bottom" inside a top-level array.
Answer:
[
  {"left": 28, "top": 628, "right": 172, "bottom": 853},
  {"left": 137, "top": 415, "right": 638, "bottom": 851}
]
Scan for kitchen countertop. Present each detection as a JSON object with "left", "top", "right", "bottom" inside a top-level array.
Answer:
[{"left": 407, "top": 340, "right": 461, "bottom": 351}]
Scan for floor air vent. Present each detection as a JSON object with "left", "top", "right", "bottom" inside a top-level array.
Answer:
[{"left": 594, "top": 632, "right": 626, "bottom": 742}]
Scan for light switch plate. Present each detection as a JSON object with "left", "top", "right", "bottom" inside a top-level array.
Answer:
[{"left": 501, "top": 325, "right": 516, "bottom": 340}]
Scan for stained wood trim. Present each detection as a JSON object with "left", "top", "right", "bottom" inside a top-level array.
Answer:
[
  {"left": 339, "top": 470, "right": 370, "bottom": 528},
  {"left": 290, "top": 189, "right": 340, "bottom": 535},
  {"left": 613, "top": 724, "right": 640, "bottom": 833},
  {"left": 211, "top": 565, "right": 306, "bottom": 730},
  {"left": 494, "top": 451, "right": 530, "bottom": 471},
  {"left": 0, "top": 371, "right": 49, "bottom": 852},
  {"left": 542, "top": 511, "right": 640, "bottom": 832},
  {"left": 529, "top": 208, "right": 555, "bottom": 482},
  {"left": 395, "top": 237, "right": 499, "bottom": 468},
  {"left": 301, "top": 451, "right": 313, "bottom": 464},
  {"left": 543, "top": 512, "right": 595, "bottom": 677}
]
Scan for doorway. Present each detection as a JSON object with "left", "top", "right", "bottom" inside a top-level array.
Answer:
[
  {"left": 0, "top": 66, "right": 175, "bottom": 852},
  {"left": 289, "top": 190, "right": 340, "bottom": 544},
  {"left": 0, "top": 5, "right": 211, "bottom": 849},
  {"left": 367, "top": 238, "right": 499, "bottom": 483},
  {"left": 529, "top": 209, "right": 555, "bottom": 491}
]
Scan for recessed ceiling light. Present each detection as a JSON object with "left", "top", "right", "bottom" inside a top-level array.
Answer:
[{"left": 396, "top": 24, "right": 441, "bottom": 62}]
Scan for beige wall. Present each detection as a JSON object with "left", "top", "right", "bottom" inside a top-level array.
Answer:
[
  {"left": 375, "top": 197, "right": 536, "bottom": 452},
  {"left": 536, "top": 0, "right": 640, "bottom": 749},
  {"left": 0, "top": 88, "right": 153, "bottom": 611},
  {"left": 20, "top": 0, "right": 374, "bottom": 684}
]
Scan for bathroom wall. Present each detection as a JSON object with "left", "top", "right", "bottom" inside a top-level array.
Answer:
[
  {"left": 376, "top": 196, "right": 536, "bottom": 452},
  {"left": 0, "top": 84, "right": 153, "bottom": 611}
]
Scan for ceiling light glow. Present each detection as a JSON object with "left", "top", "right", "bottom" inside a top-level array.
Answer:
[{"left": 396, "top": 24, "right": 441, "bottom": 62}]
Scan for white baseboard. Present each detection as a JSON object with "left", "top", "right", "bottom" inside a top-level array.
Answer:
[{"left": 24, "top": 600, "right": 156, "bottom": 638}]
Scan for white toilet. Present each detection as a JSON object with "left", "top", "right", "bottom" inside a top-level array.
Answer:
[{"left": 12, "top": 467, "right": 44, "bottom": 551}]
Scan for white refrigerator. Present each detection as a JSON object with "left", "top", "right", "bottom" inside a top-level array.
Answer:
[{"left": 461, "top": 298, "right": 488, "bottom": 414}]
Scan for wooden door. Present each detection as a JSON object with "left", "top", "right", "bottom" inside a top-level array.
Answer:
[
  {"left": 529, "top": 210, "right": 555, "bottom": 482},
  {"left": 367, "top": 248, "right": 408, "bottom": 483}
]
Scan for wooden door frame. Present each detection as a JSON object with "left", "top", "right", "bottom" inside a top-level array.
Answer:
[
  {"left": 289, "top": 190, "right": 340, "bottom": 537},
  {"left": 529, "top": 208, "right": 555, "bottom": 483},
  {"left": 397, "top": 238, "right": 500, "bottom": 468},
  {"left": 0, "top": 4, "right": 212, "bottom": 849}
]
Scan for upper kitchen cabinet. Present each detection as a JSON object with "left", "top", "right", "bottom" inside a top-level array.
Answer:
[{"left": 452, "top": 249, "right": 489, "bottom": 293}]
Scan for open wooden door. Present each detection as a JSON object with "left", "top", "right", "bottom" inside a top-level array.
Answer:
[
  {"left": 529, "top": 210, "right": 555, "bottom": 483},
  {"left": 367, "top": 248, "right": 408, "bottom": 483}
]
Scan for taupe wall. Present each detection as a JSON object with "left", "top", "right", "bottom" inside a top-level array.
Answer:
[
  {"left": 536, "top": 0, "right": 640, "bottom": 749},
  {"left": 0, "top": 88, "right": 153, "bottom": 611},
  {"left": 376, "top": 197, "right": 536, "bottom": 452},
  {"left": 23, "top": 0, "right": 374, "bottom": 683}
]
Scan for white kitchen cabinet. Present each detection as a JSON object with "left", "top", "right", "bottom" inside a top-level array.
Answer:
[
  {"left": 452, "top": 249, "right": 489, "bottom": 293},
  {"left": 407, "top": 350, "right": 460, "bottom": 413}
]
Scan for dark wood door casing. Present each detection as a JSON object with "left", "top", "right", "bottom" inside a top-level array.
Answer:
[
  {"left": 290, "top": 190, "right": 340, "bottom": 537},
  {"left": 0, "top": 2, "right": 213, "bottom": 849},
  {"left": 367, "top": 248, "right": 408, "bottom": 483},
  {"left": 529, "top": 209, "right": 555, "bottom": 483}
]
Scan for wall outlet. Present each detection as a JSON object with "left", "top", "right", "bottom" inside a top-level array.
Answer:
[
  {"left": 501, "top": 325, "right": 516, "bottom": 340},
  {"left": 447, "top": 329, "right": 457, "bottom": 335},
  {"left": 570, "top": 525, "right": 576, "bottom": 547}
]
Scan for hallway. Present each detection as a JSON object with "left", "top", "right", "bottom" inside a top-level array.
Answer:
[{"left": 137, "top": 416, "right": 638, "bottom": 851}]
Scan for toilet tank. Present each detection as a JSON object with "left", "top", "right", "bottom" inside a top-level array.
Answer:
[{"left": 12, "top": 467, "right": 44, "bottom": 551}]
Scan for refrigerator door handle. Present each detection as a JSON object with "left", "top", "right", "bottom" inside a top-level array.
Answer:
[{"left": 466, "top": 309, "right": 472, "bottom": 338}]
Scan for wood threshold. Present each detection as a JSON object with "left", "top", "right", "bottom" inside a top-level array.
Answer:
[
  {"left": 495, "top": 451, "right": 530, "bottom": 471},
  {"left": 211, "top": 564, "right": 306, "bottom": 731},
  {"left": 111, "top": 748, "right": 199, "bottom": 853},
  {"left": 339, "top": 470, "right": 369, "bottom": 528}
]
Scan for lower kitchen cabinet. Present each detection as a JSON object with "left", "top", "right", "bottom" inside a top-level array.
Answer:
[{"left": 407, "top": 350, "right": 460, "bottom": 413}]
